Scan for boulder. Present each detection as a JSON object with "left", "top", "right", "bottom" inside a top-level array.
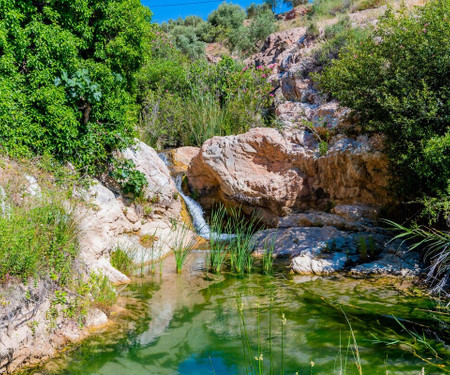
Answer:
[
  {"left": 350, "top": 248, "right": 421, "bottom": 277},
  {"left": 165, "top": 146, "right": 200, "bottom": 174},
  {"left": 277, "top": 211, "right": 371, "bottom": 231},
  {"left": 122, "top": 141, "right": 181, "bottom": 218},
  {"left": 187, "top": 128, "right": 390, "bottom": 225}
]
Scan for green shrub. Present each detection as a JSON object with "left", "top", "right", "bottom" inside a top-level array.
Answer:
[
  {"left": 0, "top": 196, "right": 78, "bottom": 284},
  {"left": 246, "top": 3, "right": 271, "bottom": 18},
  {"left": 232, "top": 9, "right": 277, "bottom": 56},
  {"left": 170, "top": 25, "right": 206, "bottom": 60},
  {"left": 315, "top": 0, "right": 450, "bottom": 223},
  {"left": 208, "top": 3, "right": 246, "bottom": 33},
  {"left": 110, "top": 159, "right": 148, "bottom": 197},
  {"left": 314, "top": 17, "right": 371, "bottom": 68},
  {"left": 306, "top": 22, "right": 320, "bottom": 38}
]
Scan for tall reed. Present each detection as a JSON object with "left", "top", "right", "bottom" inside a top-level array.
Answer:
[
  {"left": 171, "top": 224, "right": 196, "bottom": 274},
  {"left": 262, "top": 234, "right": 277, "bottom": 275},
  {"left": 208, "top": 205, "right": 232, "bottom": 274},
  {"left": 228, "top": 207, "right": 259, "bottom": 275}
]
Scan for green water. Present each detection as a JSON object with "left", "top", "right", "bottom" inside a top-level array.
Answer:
[{"left": 24, "top": 255, "right": 448, "bottom": 375}]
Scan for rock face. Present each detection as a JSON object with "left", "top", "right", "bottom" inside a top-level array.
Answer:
[
  {"left": 0, "top": 140, "right": 192, "bottom": 373},
  {"left": 187, "top": 128, "right": 389, "bottom": 225},
  {"left": 76, "top": 180, "right": 133, "bottom": 284},
  {"left": 161, "top": 146, "right": 200, "bottom": 174},
  {"left": 77, "top": 141, "right": 187, "bottom": 284}
]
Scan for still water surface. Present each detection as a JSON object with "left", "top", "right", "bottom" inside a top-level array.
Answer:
[{"left": 23, "top": 253, "right": 448, "bottom": 375}]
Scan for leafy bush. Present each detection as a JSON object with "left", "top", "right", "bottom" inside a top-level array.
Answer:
[
  {"left": 0, "top": 0, "right": 156, "bottom": 173},
  {"left": 231, "top": 9, "right": 277, "bottom": 55},
  {"left": 163, "top": 1, "right": 274, "bottom": 58},
  {"left": 315, "top": 0, "right": 450, "bottom": 223},
  {"left": 208, "top": 3, "right": 246, "bottom": 33},
  {"left": 313, "top": 17, "right": 371, "bottom": 68},
  {"left": 110, "top": 159, "right": 148, "bottom": 197},
  {"left": 246, "top": 3, "right": 272, "bottom": 18},
  {"left": 139, "top": 57, "right": 275, "bottom": 149},
  {"left": 170, "top": 25, "right": 206, "bottom": 60}
]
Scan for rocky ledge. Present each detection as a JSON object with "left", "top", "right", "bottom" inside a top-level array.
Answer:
[{"left": 187, "top": 127, "right": 389, "bottom": 226}]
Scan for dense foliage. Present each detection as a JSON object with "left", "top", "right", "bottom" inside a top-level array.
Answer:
[
  {"left": 316, "top": 0, "right": 450, "bottom": 224},
  {"left": 139, "top": 55, "right": 275, "bottom": 149},
  {"left": 161, "top": 2, "right": 277, "bottom": 58},
  {"left": 0, "top": 0, "right": 156, "bottom": 173}
]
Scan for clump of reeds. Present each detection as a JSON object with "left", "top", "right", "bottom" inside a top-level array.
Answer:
[
  {"left": 171, "top": 224, "right": 196, "bottom": 274},
  {"left": 262, "top": 235, "right": 277, "bottom": 275},
  {"left": 228, "top": 207, "right": 259, "bottom": 276},
  {"left": 208, "top": 205, "right": 232, "bottom": 274}
]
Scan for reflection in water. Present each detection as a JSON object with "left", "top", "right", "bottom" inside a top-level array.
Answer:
[{"left": 22, "top": 253, "right": 448, "bottom": 375}]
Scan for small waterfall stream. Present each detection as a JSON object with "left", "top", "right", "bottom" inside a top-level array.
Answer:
[
  {"left": 174, "top": 175, "right": 213, "bottom": 239},
  {"left": 159, "top": 153, "right": 233, "bottom": 241}
]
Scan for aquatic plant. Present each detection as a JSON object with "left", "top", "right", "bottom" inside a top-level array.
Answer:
[
  {"left": 208, "top": 205, "right": 232, "bottom": 273},
  {"left": 262, "top": 235, "right": 277, "bottom": 275},
  {"left": 357, "top": 236, "right": 368, "bottom": 261},
  {"left": 228, "top": 208, "right": 259, "bottom": 275},
  {"left": 171, "top": 225, "right": 197, "bottom": 274}
]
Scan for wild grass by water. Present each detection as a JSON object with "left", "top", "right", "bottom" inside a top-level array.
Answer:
[
  {"left": 172, "top": 224, "right": 197, "bottom": 274},
  {"left": 385, "top": 219, "right": 449, "bottom": 295},
  {"left": 207, "top": 206, "right": 263, "bottom": 276},
  {"left": 209, "top": 205, "right": 233, "bottom": 274}
]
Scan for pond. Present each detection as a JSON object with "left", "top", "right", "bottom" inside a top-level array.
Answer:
[{"left": 22, "top": 252, "right": 448, "bottom": 375}]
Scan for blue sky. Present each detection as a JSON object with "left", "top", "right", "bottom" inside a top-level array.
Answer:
[{"left": 142, "top": 0, "right": 291, "bottom": 23}]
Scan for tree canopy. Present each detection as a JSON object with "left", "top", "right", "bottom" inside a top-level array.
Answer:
[{"left": 0, "top": 0, "right": 156, "bottom": 172}]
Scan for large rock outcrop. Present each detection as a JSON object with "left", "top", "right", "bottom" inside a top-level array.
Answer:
[{"left": 187, "top": 128, "right": 390, "bottom": 225}]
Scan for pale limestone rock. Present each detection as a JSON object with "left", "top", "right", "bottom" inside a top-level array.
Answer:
[
  {"left": 350, "top": 248, "right": 421, "bottom": 277},
  {"left": 253, "top": 227, "right": 421, "bottom": 276},
  {"left": 125, "top": 207, "right": 139, "bottom": 223},
  {"left": 76, "top": 180, "right": 132, "bottom": 284},
  {"left": 85, "top": 308, "right": 109, "bottom": 328},
  {"left": 277, "top": 211, "right": 370, "bottom": 231},
  {"left": 332, "top": 204, "right": 380, "bottom": 222},
  {"left": 187, "top": 128, "right": 390, "bottom": 225},
  {"left": 171, "top": 147, "right": 200, "bottom": 171},
  {"left": 249, "top": 27, "right": 309, "bottom": 72},
  {"left": 122, "top": 141, "right": 181, "bottom": 218},
  {"left": 24, "top": 175, "right": 41, "bottom": 197}
]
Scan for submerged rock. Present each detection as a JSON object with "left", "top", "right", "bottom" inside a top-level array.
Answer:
[{"left": 253, "top": 227, "right": 421, "bottom": 276}]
